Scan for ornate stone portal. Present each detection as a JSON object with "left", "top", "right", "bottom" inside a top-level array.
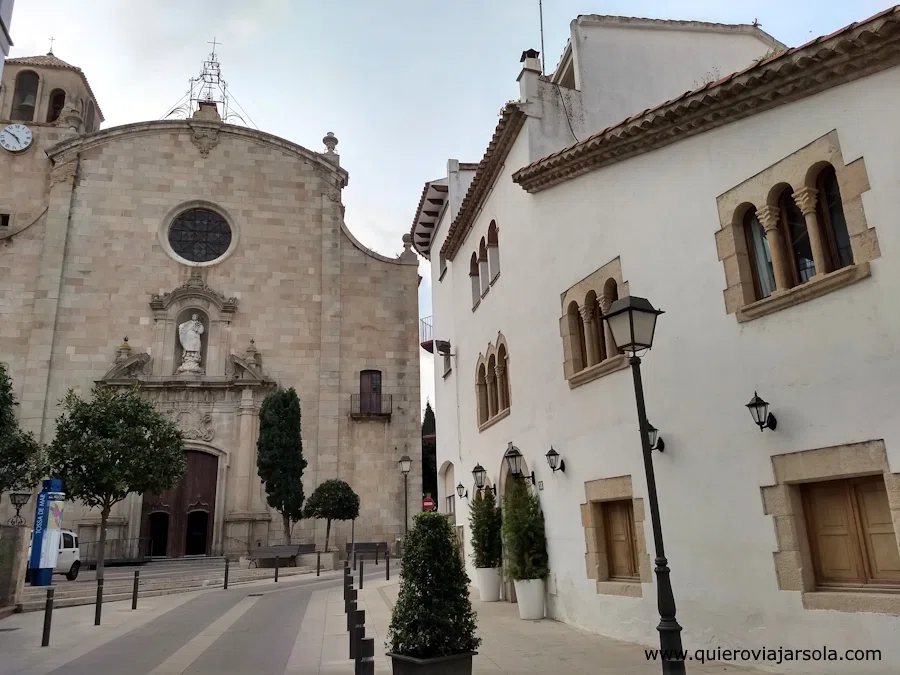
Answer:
[{"left": 96, "top": 273, "right": 276, "bottom": 557}]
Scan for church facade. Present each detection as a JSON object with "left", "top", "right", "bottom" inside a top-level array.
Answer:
[{"left": 0, "top": 54, "right": 421, "bottom": 558}]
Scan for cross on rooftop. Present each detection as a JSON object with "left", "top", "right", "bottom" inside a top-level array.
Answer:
[
  {"left": 208, "top": 37, "right": 221, "bottom": 57},
  {"left": 48, "top": 37, "right": 55, "bottom": 54}
]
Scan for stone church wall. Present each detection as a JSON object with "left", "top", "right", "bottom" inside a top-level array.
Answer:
[{"left": 0, "top": 119, "right": 420, "bottom": 555}]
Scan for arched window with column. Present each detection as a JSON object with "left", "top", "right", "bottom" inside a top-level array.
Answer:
[
  {"left": 476, "top": 363, "right": 489, "bottom": 425},
  {"left": 743, "top": 206, "right": 776, "bottom": 300},
  {"left": 815, "top": 165, "right": 854, "bottom": 271},
  {"left": 778, "top": 185, "right": 815, "bottom": 285},
  {"left": 496, "top": 343, "right": 510, "bottom": 411},
  {"left": 478, "top": 238, "right": 490, "bottom": 296},
  {"left": 46, "top": 89, "right": 66, "bottom": 123},
  {"left": 11, "top": 70, "right": 39, "bottom": 121},
  {"left": 486, "top": 354, "right": 498, "bottom": 418},
  {"left": 566, "top": 301, "right": 586, "bottom": 374},
  {"left": 600, "top": 279, "right": 622, "bottom": 358},
  {"left": 487, "top": 221, "right": 500, "bottom": 281},
  {"left": 470, "top": 253, "right": 480, "bottom": 309}
]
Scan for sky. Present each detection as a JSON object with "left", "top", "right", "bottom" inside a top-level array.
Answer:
[{"left": 7, "top": 0, "right": 891, "bottom": 419}]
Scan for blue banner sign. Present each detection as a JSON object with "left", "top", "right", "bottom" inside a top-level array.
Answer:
[{"left": 29, "top": 479, "right": 64, "bottom": 587}]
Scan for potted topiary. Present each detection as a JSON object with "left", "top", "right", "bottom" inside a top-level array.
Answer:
[
  {"left": 387, "top": 511, "right": 481, "bottom": 674},
  {"left": 501, "top": 476, "right": 549, "bottom": 620},
  {"left": 468, "top": 486, "right": 502, "bottom": 601}
]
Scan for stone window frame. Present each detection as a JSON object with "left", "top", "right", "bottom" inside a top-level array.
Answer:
[
  {"left": 475, "top": 333, "right": 511, "bottom": 432},
  {"left": 559, "top": 257, "right": 630, "bottom": 389},
  {"left": 761, "top": 439, "right": 900, "bottom": 615},
  {"left": 716, "top": 130, "right": 878, "bottom": 323},
  {"left": 581, "top": 475, "right": 651, "bottom": 597},
  {"left": 158, "top": 200, "right": 242, "bottom": 269}
]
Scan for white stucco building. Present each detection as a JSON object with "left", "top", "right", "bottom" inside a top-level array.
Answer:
[{"left": 413, "top": 8, "right": 900, "bottom": 674}]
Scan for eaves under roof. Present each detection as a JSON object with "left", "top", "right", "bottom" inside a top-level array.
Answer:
[
  {"left": 6, "top": 53, "right": 106, "bottom": 121},
  {"left": 439, "top": 103, "right": 527, "bottom": 261},
  {"left": 513, "top": 5, "right": 900, "bottom": 193},
  {"left": 409, "top": 162, "right": 480, "bottom": 259}
]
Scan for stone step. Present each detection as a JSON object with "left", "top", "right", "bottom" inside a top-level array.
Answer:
[
  {"left": 21, "top": 566, "right": 313, "bottom": 602},
  {"left": 18, "top": 567, "right": 314, "bottom": 611}
]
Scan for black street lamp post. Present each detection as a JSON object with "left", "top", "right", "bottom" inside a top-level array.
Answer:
[
  {"left": 603, "top": 295, "right": 686, "bottom": 675},
  {"left": 398, "top": 455, "right": 411, "bottom": 534}
]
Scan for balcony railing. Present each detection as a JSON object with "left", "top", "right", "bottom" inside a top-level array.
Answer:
[
  {"left": 350, "top": 393, "right": 392, "bottom": 418},
  {"left": 420, "top": 316, "right": 434, "bottom": 353}
]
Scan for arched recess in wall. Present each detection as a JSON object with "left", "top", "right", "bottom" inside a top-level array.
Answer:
[
  {"left": 11, "top": 70, "right": 39, "bottom": 121},
  {"left": 487, "top": 221, "right": 500, "bottom": 281},
  {"left": 46, "top": 88, "right": 66, "bottom": 123}
]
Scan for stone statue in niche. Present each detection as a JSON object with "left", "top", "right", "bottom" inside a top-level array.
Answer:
[{"left": 176, "top": 313, "right": 205, "bottom": 374}]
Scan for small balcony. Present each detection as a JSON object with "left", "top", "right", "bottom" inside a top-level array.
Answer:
[
  {"left": 420, "top": 316, "right": 434, "bottom": 353},
  {"left": 350, "top": 393, "right": 393, "bottom": 419}
]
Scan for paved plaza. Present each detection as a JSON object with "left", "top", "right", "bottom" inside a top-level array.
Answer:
[{"left": 0, "top": 566, "right": 783, "bottom": 675}]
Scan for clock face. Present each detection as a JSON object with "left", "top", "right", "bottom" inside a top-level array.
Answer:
[{"left": 0, "top": 124, "right": 34, "bottom": 153}]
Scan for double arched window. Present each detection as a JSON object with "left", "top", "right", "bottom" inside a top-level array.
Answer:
[{"left": 475, "top": 336, "right": 511, "bottom": 429}]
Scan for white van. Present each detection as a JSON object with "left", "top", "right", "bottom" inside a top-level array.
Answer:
[{"left": 25, "top": 529, "right": 81, "bottom": 581}]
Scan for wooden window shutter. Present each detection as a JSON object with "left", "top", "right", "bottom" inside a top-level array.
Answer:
[
  {"left": 854, "top": 478, "right": 900, "bottom": 583},
  {"left": 604, "top": 500, "right": 638, "bottom": 580},
  {"left": 804, "top": 481, "right": 865, "bottom": 585}
]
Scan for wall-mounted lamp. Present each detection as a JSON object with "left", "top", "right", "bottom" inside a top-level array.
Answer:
[
  {"left": 545, "top": 447, "right": 565, "bottom": 473},
  {"left": 504, "top": 442, "right": 535, "bottom": 485},
  {"left": 746, "top": 391, "right": 777, "bottom": 432},
  {"left": 472, "top": 464, "right": 487, "bottom": 490},
  {"left": 647, "top": 423, "right": 665, "bottom": 452},
  {"left": 456, "top": 482, "right": 468, "bottom": 500}
]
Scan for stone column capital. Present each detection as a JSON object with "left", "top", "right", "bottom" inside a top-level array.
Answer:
[
  {"left": 792, "top": 187, "right": 819, "bottom": 216},
  {"left": 494, "top": 364, "right": 506, "bottom": 378},
  {"left": 485, "top": 371, "right": 495, "bottom": 384},
  {"left": 756, "top": 205, "right": 781, "bottom": 232},
  {"left": 579, "top": 304, "right": 595, "bottom": 322}
]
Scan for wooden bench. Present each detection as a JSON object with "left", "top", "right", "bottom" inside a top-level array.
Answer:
[
  {"left": 345, "top": 542, "right": 389, "bottom": 563},
  {"left": 247, "top": 543, "right": 316, "bottom": 568}
]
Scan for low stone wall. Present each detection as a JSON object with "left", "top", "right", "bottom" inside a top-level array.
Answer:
[{"left": 0, "top": 525, "right": 29, "bottom": 610}]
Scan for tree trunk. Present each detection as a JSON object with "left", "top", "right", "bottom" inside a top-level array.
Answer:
[
  {"left": 97, "top": 504, "right": 110, "bottom": 581},
  {"left": 324, "top": 519, "right": 332, "bottom": 552},
  {"left": 282, "top": 513, "right": 292, "bottom": 545}
]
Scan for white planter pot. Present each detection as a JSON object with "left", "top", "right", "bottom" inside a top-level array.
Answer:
[
  {"left": 513, "top": 579, "right": 545, "bottom": 620},
  {"left": 475, "top": 567, "right": 502, "bottom": 602}
]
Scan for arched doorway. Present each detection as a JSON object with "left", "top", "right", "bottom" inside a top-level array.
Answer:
[
  {"left": 140, "top": 449, "right": 218, "bottom": 558},
  {"left": 148, "top": 512, "right": 169, "bottom": 557},
  {"left": 185, "top": 511, "right": 210, "bottom": 556}
]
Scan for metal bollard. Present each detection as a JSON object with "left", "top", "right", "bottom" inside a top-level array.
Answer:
[
  {"left": 316, "top": 551, "right": 321, "bottom": 577},
  {"left": 224, "top": 558, "right": 230, "bottom": 590},
  {"left": 356, "top": 637, "right": 375, "bottom": 675},
  {"left": 94, "top": 578, "right": 104, "bottom": 626},
  {"left": 386, "top": 551, "right": 390, "bottom": 581},
  {"left": 346, "top": 588, "right": 356, "bottom": 617},
  {"left": 375, "top": 548, "right": 379, "bottom": 566},
  {"left": 274, "top": 555, "right": 279, "bottom": 583},
  {"left": 344, "top": 575, "right": 352, "bottom": 603},
  {"left": 359, "top": 556, "right": 364, "bottom": 590},
  {"left": 41, "top": 588, "right": 54, "bottom": 647},
  {"left": 132, "top": 570, "right": 140, "bottom": 610},
  {"left": 353, "top": 551, "right": 357, "bottom": 571},
  {"left": 346, "top": 600, "right": 356, "bottom": 632},
  {"left": 350, "top": 608, "right": 365, "bottom": 659}
]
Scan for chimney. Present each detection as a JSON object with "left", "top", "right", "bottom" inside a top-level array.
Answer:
[{"left": 518, "top": 49, "right": 542, "bottom": 101}]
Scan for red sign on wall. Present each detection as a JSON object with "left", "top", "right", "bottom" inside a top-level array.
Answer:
[{"left": 422, "top": 496, "right": 435, "bottom": 511}]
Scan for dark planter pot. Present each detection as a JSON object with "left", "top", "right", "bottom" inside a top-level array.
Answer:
[{"left": 387, "top": 651, "right": 476, "bottom": 675}]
